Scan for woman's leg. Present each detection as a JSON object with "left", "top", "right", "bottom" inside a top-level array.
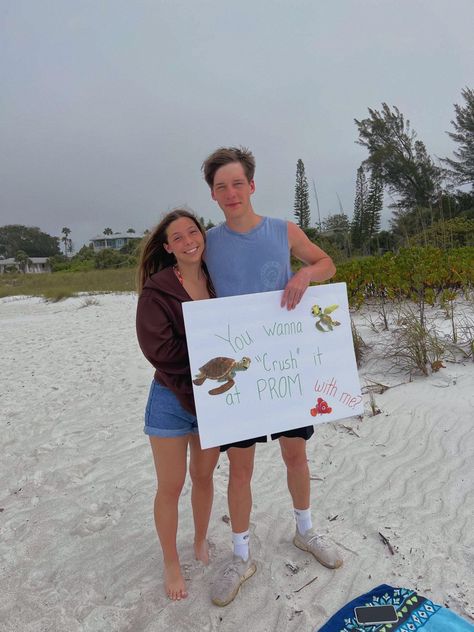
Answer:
[
  {"left": 149, "top": 435, "right": 189, "bottom": 600},
  {"left": 188, "top": 434, "right": 220, "bottom": 564}
]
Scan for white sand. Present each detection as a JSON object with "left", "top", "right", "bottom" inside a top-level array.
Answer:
[{"left": 1, "top": 294, "right": 473, "bottom": 632}]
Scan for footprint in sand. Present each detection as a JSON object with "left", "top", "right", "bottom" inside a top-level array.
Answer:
[{"left": 70, "top": 502, "right": 122, "bottom": 537}]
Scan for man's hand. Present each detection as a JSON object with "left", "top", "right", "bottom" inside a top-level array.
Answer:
[
  {"left": 280, "top": 267, "right": 312, "bottom": 310},
  {"left": 281, "top": 221, "right": 336, "bottom": 310}
]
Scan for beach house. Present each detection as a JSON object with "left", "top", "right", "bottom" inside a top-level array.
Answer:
[
  {"left": 89, "top": 233, "right": 143, "bottom": 252},
  {"left": 0, "top": 257, "right": 52, "bottom": 274}
]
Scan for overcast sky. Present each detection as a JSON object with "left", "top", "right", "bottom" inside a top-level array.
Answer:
[{"left": 1, "top": 0, "right": 473, "bottom": 250}]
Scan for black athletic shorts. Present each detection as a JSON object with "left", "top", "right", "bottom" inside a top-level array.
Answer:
[{"left": 219, "top": 425, "right": 314, "bottom": 453}]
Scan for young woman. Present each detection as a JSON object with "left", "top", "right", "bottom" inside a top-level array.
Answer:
[{"left": 136, "top": 209, "right": 220, "bottom": 601}]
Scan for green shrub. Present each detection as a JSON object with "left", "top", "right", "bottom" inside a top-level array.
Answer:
[
  {"left": 0, "top": 268, "right": 136, "bottom": 298},
  {"left": 334, "top": 246, "right": 474, "bottom": 307},
  {"left": 409, "top": 217, "right": 474, "bottom": 248}
]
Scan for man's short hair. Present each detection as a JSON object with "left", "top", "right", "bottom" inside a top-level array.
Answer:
[{"left": 201, "top": 146, "right": 256, "bottom": 188}]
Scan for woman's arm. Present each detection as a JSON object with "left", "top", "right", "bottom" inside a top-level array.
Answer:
[{"left": 136, "top": 294, "right": 190, "bottom": 375}]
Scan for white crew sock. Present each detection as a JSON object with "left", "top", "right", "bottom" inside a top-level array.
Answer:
[
  {"left": 232, "top": 530, "right": 250, "bottom": 561},
  {"left": 294, "top": 507, "right": 312, "bottom": 535}
]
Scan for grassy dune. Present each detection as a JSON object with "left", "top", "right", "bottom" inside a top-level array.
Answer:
[
  {"left": 0, "top": 268, "right": 137, "bottom": 300},
  {"left": 2, "top": 245, "right": 473, "bottom": 302}
]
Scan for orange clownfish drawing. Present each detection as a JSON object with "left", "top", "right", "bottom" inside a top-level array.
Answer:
[{"left": 310, "top": 397, "right": 333, "bottom": 417}]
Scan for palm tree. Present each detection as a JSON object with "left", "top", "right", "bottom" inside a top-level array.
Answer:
[
  {"left": 16, "top": 250, "right": 32, "bottom": 273},
  {"left": 103, "top": 227, "right": 113, "bottom": 235},
  {"left": 61, "top": 227, "right": 71, "bottom": 255}
]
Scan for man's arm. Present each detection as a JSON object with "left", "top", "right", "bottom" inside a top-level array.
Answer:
[{"left": 281, "top": 221, "right": 336, "bottom": 310}]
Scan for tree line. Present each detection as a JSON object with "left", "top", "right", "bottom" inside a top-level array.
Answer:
[
  {"left": 2, "top": 88, "right": 472, "bottom": 269},
  {"left": 293, "top": 86, "right": 474, "bottom": 255}
]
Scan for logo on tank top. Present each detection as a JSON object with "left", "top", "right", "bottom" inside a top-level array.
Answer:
[{"left": 261, "top": 261, "right": 282, "bottom": 290}]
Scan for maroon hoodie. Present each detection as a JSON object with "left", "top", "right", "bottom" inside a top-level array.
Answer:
[{"left": 136, "top": 266, "right": 196, "bottom": 416}]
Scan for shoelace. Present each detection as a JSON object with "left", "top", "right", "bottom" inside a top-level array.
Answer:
[
  {"left": 306, "top": 533, "right": 329, "bottom": 550},
  {"left": 222, "top": 563, "right": 240, "bottom": 577}
]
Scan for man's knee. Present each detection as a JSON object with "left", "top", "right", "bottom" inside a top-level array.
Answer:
[
  {"left": 280, "top": 440, "right": 308, "bottom": 471},
  {"left": 228, "top": 449, "right": 255, "bottom": 484}
]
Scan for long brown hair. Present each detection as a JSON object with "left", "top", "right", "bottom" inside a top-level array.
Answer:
[{"left": 136, "top": 209, "right": 207, "bottom": 294}]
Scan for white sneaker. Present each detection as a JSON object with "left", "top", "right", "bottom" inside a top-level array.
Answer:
[
  {"left": 211, "top": 555, "right": 257, "bottom": 607},
  {"left": 293, "top": 529, "right": 343, "bottom": 569}
]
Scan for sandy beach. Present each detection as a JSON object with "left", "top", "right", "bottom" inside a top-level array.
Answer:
[{"left": 1, "top": 293, "right": 473, "bottom": 632}]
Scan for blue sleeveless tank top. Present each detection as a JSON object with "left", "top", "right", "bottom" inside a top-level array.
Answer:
[{"left": 205, "top": 217, "right": 292, "bottom": 297}]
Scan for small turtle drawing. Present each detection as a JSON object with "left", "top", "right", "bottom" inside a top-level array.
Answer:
[
  {"left": 193, "top": 356, "right": 251, "bottom": 396},
  {"left": 311, "top": 304, "right": 341, "bottom": 332}
]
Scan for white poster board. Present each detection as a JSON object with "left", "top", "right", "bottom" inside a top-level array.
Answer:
[{"left": 183, "top": 282, "right": 362, "bottom": 449}]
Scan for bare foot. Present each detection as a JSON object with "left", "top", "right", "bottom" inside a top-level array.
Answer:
[
  {"left": 164, "top": 561, "right": 188, "bottom": 601},
  {"left": 194, "top": 539, "right": 210, "bottom": 565}
]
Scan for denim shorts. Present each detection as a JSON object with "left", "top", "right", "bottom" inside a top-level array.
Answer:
[{"left": 144, "top": 380, "right": 199, "bottom": 438}]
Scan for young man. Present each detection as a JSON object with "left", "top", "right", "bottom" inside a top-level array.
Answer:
[{"left": 202, "top": 147, "right": 342, "bottom": 607}]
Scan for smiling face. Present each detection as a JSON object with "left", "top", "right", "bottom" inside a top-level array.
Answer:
[
  {"left": 211, "top": 161, "right": 256, "bottom": 222},
  {"left": 163, "top": 217, "right": 205, "bottom": 267}
]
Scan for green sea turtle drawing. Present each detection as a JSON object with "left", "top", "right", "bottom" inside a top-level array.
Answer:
[
  {"left": 311, "top": 304, "right": 341, "bottom": 332},
  {"left": 193, "top": 356, "right": 251, "bottom": 395}
]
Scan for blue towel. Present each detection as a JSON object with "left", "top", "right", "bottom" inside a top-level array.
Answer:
[{"left": 317, "top": 584, "right": 473, "bottom": 631}]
